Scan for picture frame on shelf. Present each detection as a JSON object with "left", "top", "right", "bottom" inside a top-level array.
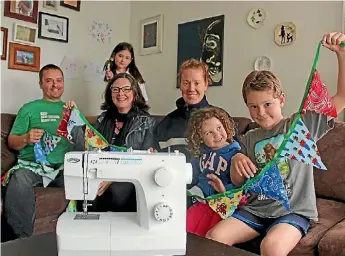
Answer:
[
  {"left": 38, "top": 12, "right": 69, "bottom": 43},
  {"left": 4, "top": 1, "right": 39, "bottom": 24},
  {"left": 60, "top": 0, "right": 81, "bottom": 11},
  {"left": 1, "top": 27, "right": 8, "bottom": 60},
  {"left": 13, "top": 23, "right": 37, "bottom": 45},
  {"left": 139, "top": 14, "right": 163, "bottom": 55},
  {"left": 8, "top": 42, "right": 40, "bottom": 72},
  {"left": 43, "top": 0, "right": 58, "bottom": 10}
]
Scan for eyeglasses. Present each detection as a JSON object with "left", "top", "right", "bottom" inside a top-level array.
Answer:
[{"left": 110, "top": 86, "right": 132, "bottom": 94}]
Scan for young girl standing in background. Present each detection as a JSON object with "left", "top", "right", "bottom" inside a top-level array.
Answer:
[{"left": 104, "top": 42, "right": 148, "bottom": 101}]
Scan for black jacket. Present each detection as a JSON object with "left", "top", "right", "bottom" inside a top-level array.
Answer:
[{"left": 71, "top": 110, "right": 157, "bottom": 151}]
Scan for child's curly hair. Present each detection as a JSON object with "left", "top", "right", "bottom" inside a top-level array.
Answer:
[{"left": 186, "top": 107, "right": 236, "bottom": 157}]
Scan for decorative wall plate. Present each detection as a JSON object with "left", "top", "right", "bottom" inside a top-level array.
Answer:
[
  {"left": 247, "top": 8, "right": 266, "bottom": 29},
  {"left": 274, "top": 22, "right": 296, "bottom": 46},
  {"left": 254, "top": 56, "right": 272, "bottom": 71}
]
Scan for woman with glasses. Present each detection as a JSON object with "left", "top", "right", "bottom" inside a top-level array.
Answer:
[
  {"left": 71, "top": 72, "right": 157, "bottom": 212},
  {"left": 103, "top": 42, "right": 149, "bottom": 102}
]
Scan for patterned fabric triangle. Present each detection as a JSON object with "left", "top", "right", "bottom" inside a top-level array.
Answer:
[
  {"left": 56, "top": 109, "right": 71, "bottom": 139},
  {"left": 280, "top": 118, "right": 326, "bottom": 170},
  {"left": 41, "top": 132, "right": 61, "bottom": 154},
  {"left": 34, "top": 141, "right": 50, "bottom": 166},
  {"left": 247, "top": 162, "right": 291, "bottom": 212},
  {"left": 84, "top": 125, "right": 108, "bottom": 151},
  {"left": 302, "top": 70, "right": 337, "bottom": 118},
  {"left": 57, "top": 108, "right": 85, "bottom": 141},
  {"left": 208, "top": 191, "right": 245, "bottom": 219}
]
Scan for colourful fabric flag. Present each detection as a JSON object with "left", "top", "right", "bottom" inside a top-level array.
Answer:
[
  {"left": 208, "top": 191, "right": 245, "bottom": 219},
  {"left": 33, "top": 131, "right": 61, "bottom": 166},
  {"left": 56, "top": 107, "right": 127, "bottom": 152},
  {"left": 280, "top": 118, "right": 326, "bottom": 170},
  {"left": 84, "top": 126, "right": 108, "bottom": 151},
  {"left": 302, "top": 70, "right": 337, "bottom": 118},
  {"left": 247, "top": 162, "right": 291, "bottom": 212},
  {"left": 56, "top": 109, "right": 71, "bottom": 138}
]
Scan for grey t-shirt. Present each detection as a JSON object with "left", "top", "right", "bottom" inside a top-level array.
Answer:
[{"left": 240, "top": 111, "right": 334, "bottom": 221}]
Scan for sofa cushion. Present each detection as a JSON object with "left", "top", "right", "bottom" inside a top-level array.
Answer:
[
  {"left": 34, "top": 188, "right": 68, "bottom": 219},
  {"left": 1, "top": 114, "right": 17, "bottom": 177},
  {"left": 314, "top": 121, "right": 345, "bottom": 202},
  {"left": 289, "top": 198, "right": 345, "bottom": 256},
  {"left": 318, "top": 218, "right": 345, "bottom": 256},
  {"left": 33, "top": 214, "right": 61, "bottom": 235}
]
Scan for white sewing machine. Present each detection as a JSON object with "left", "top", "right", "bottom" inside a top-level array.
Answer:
[{"left": 56, "top": 149, "right": 193, "bottom": 256}]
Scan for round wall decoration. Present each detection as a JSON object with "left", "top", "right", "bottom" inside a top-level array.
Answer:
[{"left": 247, "top": 8, "right": 266, "bottom": 29}]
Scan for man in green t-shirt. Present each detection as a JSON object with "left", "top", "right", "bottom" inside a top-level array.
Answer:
[{"left": 4, "top": 64, "right": 72, "bottom": 238}]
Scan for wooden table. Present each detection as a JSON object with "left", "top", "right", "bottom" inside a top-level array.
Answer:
[{"left": 1, "top": 232, "right": 258, "bottom": 256}]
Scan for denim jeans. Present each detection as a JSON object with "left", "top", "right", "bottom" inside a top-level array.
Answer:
[{"left": 4, "top": 168, "right": 64, "bottom": 238}]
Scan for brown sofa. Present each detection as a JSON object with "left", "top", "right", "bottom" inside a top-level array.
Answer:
[{"left": 1, "top": 113, "right": 345, "bottom": 256}]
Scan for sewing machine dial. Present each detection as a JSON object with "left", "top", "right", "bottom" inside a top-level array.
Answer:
[
  {"left": 153, "top": 203, "right": 173, "bottom": 222},
  {"left": 154, "top": 168, "right": 173, "bottom": 187}
]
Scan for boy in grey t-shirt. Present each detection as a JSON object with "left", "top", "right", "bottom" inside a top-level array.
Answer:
[{"left": 205, "top": 32, "right": 345, "bottom": 256}]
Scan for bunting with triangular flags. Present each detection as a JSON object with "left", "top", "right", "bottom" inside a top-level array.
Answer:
[
  {"left": 246, "top": 162, "right": 291, "bottom": 211},
  {"left": 302, "top": 70, "right": 337, "bottom": 118},
  {"left": 56, "top": 106, "right": 127, "bottom": 152},
  {"left": 208, "top": 191, "right": 245, "bottom": 219},
  {"left": 280, "top": 118, "right": 326, "bottom": 169},
  {"left": 33, "top": 131, "right": 62, "bottom": 166}
]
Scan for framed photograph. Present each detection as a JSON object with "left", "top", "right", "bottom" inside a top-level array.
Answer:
[
  {"left": 13, "top": 23, "right": 37, "bottom": 44},
  {"left": 4, "top": 0, "right": 39, "bottom": 24},
  {"left": 140, "top": 14, "right": 163, "bottom": 55},
  {"left": 38, "top": 12, "right": 69, "bottom": 43},
  {"left": 8, "top": 42, "right": 40, "bottom": 72},
  {"left": 1, "top": 27, "right": 8, "bottom": 60},
  {"left": 43, "top": 0, "right": 58, "bottom": 10},
  {"left": 60, "top": 1, "right": 81, "bottom": 11}
]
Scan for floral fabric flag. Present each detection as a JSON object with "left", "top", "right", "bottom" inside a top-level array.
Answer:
[
  {"left": 280, "top": 118, "right": 326, "bottom": 170},
  {"left": 208, "top": 191, "right": 245, "bottom": 219},
  {"left": 302, "top": 70, "right": 337, "bottom": 118},
  {"left": 84, "top": 126, "right": 108, "bottom": 151},
  {"left": 247, "top": 162, "right": 291, "bottom": 212}
]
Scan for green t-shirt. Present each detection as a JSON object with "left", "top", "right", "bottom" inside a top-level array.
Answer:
[{"left": 10, "top": 99, "right": 71, "bottom": 164}]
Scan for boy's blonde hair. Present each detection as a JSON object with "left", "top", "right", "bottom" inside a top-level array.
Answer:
[
  {"left": 186, "top": 107, "right": 236, "bottom": 157},
  {"left": 178, "top": 59, "right": 211, "bottom": 85},
  {"left": 242, "top": 71, "right": 283, "bottom": 104}
]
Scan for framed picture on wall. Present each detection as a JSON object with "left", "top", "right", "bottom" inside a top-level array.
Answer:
[
  {"left": 43, "top": 0, "right": 58, "bottom": 10},
  {"left": 140, "top": 14, "right": 163, "bottom": 55},
  {"left": 1, "top": 27, "right": 8, "bottom": 60},
  {"left": 60, "top": 0, "right": 81, "bottom": 11},
  {"left": 13, "top": 23, "right": 37, "bottom": 44},
  {"left": 38, "top": 12, "right": 69, "bottom": 43},
  {"left": 4, "top": 0, "right": 39, "bottom": 24},
  {"left": 8, "top": 42, "right": 40, "bottom": 72}
]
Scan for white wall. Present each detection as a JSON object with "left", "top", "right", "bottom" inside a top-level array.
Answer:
[
  {"left": 130, "top": 1, "right": 344, "bottom": 120},
  {"left": 1, "top": 1, "right": 131, "bottom": 116}
]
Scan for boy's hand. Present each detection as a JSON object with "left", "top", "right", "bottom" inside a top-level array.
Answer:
[
  {"left": 206, "top": 173, "right": 226, "bottom": 193},
  {"left": 64, "top": 100, "right": 76, "bottom": 110},
  {"left": 232, "top": 153, "right": 257, "bottom": 178},
  {"left": 322, "top": 32, "right": 345, "bottom": 55}
]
